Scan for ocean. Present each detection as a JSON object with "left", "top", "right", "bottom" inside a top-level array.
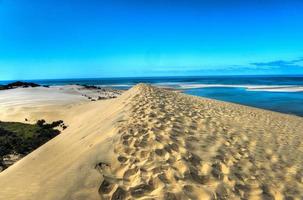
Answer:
[{"left": 1, "top": 75, "right": 303, "bottom": 117}]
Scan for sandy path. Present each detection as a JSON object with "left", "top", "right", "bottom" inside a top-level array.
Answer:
[
  {"left": 99, "top": 85, "right": 303, "bottom": 200},
  {"left": 0, "top": 84, "right": 303, "bottom": 200}
]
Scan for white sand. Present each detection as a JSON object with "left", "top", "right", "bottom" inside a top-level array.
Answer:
[
  {"left": 0, "top": 84, "right": 303, "bottom": 200},
  {"left": 0, "top": 85, "right": 121, "bottom": 122}
]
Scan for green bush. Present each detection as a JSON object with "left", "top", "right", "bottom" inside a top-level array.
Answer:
[{"left": 0, "top": 120, "right": 64, "bottom": 169}]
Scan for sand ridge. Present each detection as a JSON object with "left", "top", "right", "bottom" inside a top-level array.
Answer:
[
  {"left": 98, "top": 84, "right": 303, "bottom": 200},
  {"left": 0, "top": 84, "right": 303, "bottom": 200}
]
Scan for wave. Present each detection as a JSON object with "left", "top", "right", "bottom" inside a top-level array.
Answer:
[
  {"left": 88, "top": 82, "right": 303, "bottom": 93},
  {"left": 167, "top": 83, "right": 303, "bottom": 92},
  {"left": 246, "top": 86, "right": 303, "bottom": 92}
]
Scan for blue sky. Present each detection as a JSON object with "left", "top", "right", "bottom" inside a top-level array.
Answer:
[{"left": 0, "top": 0, "right": 303, "bottom": 80}]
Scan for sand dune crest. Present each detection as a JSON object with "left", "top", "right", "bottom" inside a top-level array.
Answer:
[{"left": 1, "top": 84, "right": 303, "bottom": 200}]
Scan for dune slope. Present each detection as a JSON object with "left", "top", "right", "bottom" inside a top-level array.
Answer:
[{"left": 1, "top": 84, "right": 303, "bottom": 200}]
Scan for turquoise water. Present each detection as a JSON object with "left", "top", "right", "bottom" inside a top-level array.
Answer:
[
  {"left": 185, "top": 87, "right": 303, "bottom": 117},
  {"left": 1, "top": 75, "right": 303, "bottom": 117}
]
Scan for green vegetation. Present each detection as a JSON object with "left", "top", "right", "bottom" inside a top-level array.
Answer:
[{"left": 0, "top": 120, "right": 64, "bottom": 170}]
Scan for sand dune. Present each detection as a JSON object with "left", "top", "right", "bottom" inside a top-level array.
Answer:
[
  {"left": 0, "top": 84, "right": 303, "bottom": 200},
  {"left": 0, "top": 85, "right": 121, "bottom": 123}
]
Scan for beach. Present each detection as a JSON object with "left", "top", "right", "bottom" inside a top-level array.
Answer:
[
  {"left": 0, "top": 84, "right": 122, "bottom": 122},
  {"left": 0, "top": 84, "right": 303, "bottom": 199},
  {"left": 3, "top": 76, "right": 302, "bottom": 117}
]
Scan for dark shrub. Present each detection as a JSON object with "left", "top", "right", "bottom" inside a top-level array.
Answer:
[
  {"left": 0, "top": 120, "right": 64, "bottom": 170},
  {"left": 36, "top": 119, "right": 46, "bottom": 127}
]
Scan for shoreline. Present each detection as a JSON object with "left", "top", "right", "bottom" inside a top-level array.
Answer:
[
  {"left": 1, "top": 80, "right": 303, "bottom": 117},
  {"left": 0, "top": 83, "right": 302, "bottom": 122},
  {"left": 0, "top": 84, "right": 302, "bottom": 199}
]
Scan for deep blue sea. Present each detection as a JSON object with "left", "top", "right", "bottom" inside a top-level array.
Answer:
[{"left": 1, "top": 75, "right": 303, "bottom": 117}]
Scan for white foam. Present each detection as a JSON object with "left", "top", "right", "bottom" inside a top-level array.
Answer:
[
  {"left": 165, "top": 83, "right": 303, "bottom": 92},
  {"left": 246, "top": 86, "right": 303, "bottom": 92},
  {"left": 54, "top": 82, "right": 303, "bottom": 93}
]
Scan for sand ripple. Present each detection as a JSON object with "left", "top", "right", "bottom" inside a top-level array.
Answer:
[{"left": 94, "top": 84, "right": 303, "bottom": 200}]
